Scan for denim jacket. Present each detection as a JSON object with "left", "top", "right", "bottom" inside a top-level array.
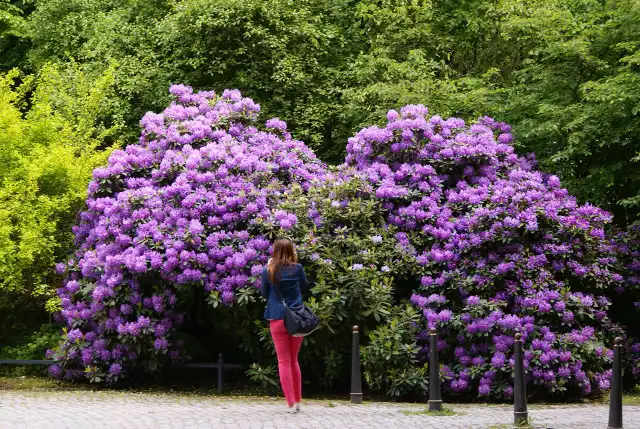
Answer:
[{"left": 261, "top": 263, "right": 310, "bottom": 320}]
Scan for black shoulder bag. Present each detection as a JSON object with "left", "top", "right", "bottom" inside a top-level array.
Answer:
[{"left": 273, "top": 282, "right": 319, "bottom": 337}]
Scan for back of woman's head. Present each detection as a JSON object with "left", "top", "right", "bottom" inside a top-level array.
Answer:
[{"left": 268, "top": 238, "right": 297, "bottom": 284}]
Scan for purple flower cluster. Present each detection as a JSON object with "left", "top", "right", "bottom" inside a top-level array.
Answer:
[{"left": 49, "top": 86, "right": 325, "bottom": 382}]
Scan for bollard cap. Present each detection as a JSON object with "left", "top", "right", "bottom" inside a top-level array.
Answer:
[
  {"left": 353, "top": 325, "right": 359, "bottom": 333},
  {"left": 515, "top": 333, "right": 522, "bottom": 341},
  {"left": 429, "top": 328, "right": 437, "bottom": 335},
  {"left": 614, "top": 337, "right": 623, "bottom": 346}
]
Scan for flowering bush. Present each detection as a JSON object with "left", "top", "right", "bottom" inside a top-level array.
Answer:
[
  {"left": 253, "top": 170, "right": 415, "bottom": 386},
  {"left": 49, "top": 86, "right": 325, "bottom": 382},
  {"left": 344, "top": 105, "right": 627, "bottom": 398},
  {"left": 614, "top": 224, "right": 640, "bottom": 382},
  {"left": 50, "top": 85, "right": 636, "bottom": 400}
]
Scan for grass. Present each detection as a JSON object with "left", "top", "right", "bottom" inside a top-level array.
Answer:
[
  {"left": 0, "top": 375, "right": 347, "bottom": 406},
  {"left": 0, "top": 375, "right": 88, "bottom": 391},
  {"left": 487, "top": 418, "right": 535, "bottom": 429},
  {"left": 2, "top": 374, "right": 640, "bottom": 409},
  {"left": 399, "top": 407, "right": 458, "bottom": 416},
  {"left": 622, "top": 385, "right": 640, "bottom": 405}
]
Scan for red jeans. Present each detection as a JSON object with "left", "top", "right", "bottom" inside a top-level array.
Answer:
[{"left": 270, "top": 319, "right": 304, "bottom": 406}]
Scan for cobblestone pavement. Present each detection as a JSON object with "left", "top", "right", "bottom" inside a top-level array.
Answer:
[{"left": 1, "top": 390, "right": 639, "bottom": 429}]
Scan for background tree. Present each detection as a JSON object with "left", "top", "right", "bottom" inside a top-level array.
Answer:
[
  {"left": 0, "top": 63, "right": 120, "bottom": 352},
  {"left": 17, "top": 0, "right": 640, "bottom": 221}
]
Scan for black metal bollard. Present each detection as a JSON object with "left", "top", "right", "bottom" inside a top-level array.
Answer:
[
  {"left": 608, "top": 337, "right": 623, "bottom": 429},
  {"left": 428, "top": 328, "right": 443, "bottom": 411},
  {"left": 350, "top": 325, "right": 363, "bottom": 404},
  {"left": 217, "top": 353, "right": 224, "bottom": 395},
  {"left": 513, "top": 333, "right": 528, "bottom": 426}
]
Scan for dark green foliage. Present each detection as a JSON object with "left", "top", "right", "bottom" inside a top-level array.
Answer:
[
  {"left": 0, "top": 323, "right": 59, "bottom": 361},
  {"left": 0, "top": 1, "right": 32, "bottom": 71},
  {"left": 13, "top": 0, "right": 640, "bottom": 219},
  {"left": 0, "top": 323, "right": 60, "bottom": 375},
  {"left": 360, "top": 305, "right": 429, "bottom": 397},
  {"left": 343, "top": 0, "right": 640, "bottom": 222}
]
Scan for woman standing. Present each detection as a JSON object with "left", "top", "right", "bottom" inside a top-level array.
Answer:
[{"left": 261, "top": 238, "right": 310, "bottom": 413}]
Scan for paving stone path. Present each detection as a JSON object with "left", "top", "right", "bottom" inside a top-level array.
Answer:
[{"left": 1, "top": 390, "right": 639, "bottom": 429}]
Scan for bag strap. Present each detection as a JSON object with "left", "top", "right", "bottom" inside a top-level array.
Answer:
[
  {"left": 269, "top": 263, "right": 302, "bottom": 309},
  {"left": 270, "top": 271, "right": 288, "bottom": 308}
]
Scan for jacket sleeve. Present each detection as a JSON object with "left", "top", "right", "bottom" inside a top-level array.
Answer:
[
  {"left": 299, "top": 264, "right": 310, "bottom": 293},
  {"left": 261, "top": 267, "right": 269, "bottom": 299}
]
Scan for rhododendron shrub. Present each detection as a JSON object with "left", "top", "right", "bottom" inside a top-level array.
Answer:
[
  {"left": 48, "top": 86, "right": 326, "bottom": 382},
  {"left": 239, "top": 168, "right": 425, "bottom": 386},
  {"left": 50, "top": 85, "right": 632, "bottom": 400},
  {"left": 343, "top": 106, "right": 626, "bottom": 398},
  {"left": 614, "top": 224, "right": 640, "bottom": 382}
]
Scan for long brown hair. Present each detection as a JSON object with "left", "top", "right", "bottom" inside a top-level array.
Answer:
[{"left": 268, "top": 238, "right": 298, "bottom": 284}]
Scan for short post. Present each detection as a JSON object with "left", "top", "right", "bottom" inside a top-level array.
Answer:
[
  {"left": 350, "top": 325, "right": 363, "bottom": 404},
  {"left": 513, "top": 333, "right": 528, "bottom": 426},
  {"left": 608, "top": 337, "right": 623, "bottom": 429},
  {"left": 428, "top": 328, "right": 442, "bottom": 411},
  {"left": 217, "top": 353, "right": 224, "bottom": 395}
]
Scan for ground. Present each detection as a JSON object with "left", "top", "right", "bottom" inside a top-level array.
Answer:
[{"left": 1, "top": 389, "right": 639, "bottom": 429}]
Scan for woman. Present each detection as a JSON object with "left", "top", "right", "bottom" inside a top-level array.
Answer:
[{"left": 261, "top": 238, "right": 310, "bottom": 413}]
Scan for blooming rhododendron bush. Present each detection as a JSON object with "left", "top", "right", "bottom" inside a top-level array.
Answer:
[
  {"left": 615, "top": 224, "right": 640, "bottom": 382},
  {"left": 339, "top": 105, "right": 629, "bottom": 399},
  {"left": 49, "top": 84, "right": 636, "bottom": 400},
  {"left": 48, "top": 86, "right": 326, "bottom": 382}
]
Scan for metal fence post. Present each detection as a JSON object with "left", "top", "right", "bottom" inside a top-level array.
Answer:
[
  {"left": 608, "top": 337, "right": 623, "bottom": 429},
  {"left": 350, "top": 325, "right": 363, "bottom": 404},
  {"left": 428, "top": 328, "right": 442, "bottom": 411},
  {"left": 217, "top": 353, "right": 224, "bottom": 395},
  {"left": 513, "top": 333, "right": 528, "bottom": 426}
]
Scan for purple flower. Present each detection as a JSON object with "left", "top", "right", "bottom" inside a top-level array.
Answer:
[
  {"left": 478, "top": 384, "right": 490, "bottom": 396},
  {"left": 467, "top": 295, "right": 481, "bottom": 306},
  {"left": 265, "top": 118, "right": 287, "bottom": 130},
  {"left": 154, "top": 338, "right": 169, "bottom": 350},
  {"left": 67, "top": 329, "right": 83, "bottom": 343},
  {"left": 49, "top": 365, "right": 63, "bottom": 378},
  {"left": 108, "top": 363, "right": 122, "bottom": 375},
  {"left": 491, "top": 352, "right": 506, "bottom": 369}
]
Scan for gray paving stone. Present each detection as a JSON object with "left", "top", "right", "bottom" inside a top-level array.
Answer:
[{"left": 0, "top": 390, "right": 638, "bottom": 428}]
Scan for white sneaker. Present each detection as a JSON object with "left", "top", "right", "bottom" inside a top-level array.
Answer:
[
  {"left": 295, "top": 402, "right": 301, "bottom": 412},
  {"left": 285, "top": 405, "right": 297, "bottom": 414}
]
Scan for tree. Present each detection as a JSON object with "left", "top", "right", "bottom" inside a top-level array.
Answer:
[
  {"left": 343, "top": 0, "right": 640, "bottom": 222},
  {"left": 0, "top": 0, "right": 32, "bottom": 71},
  {"left": 0, "top": 64, "right": 120, "bottom": 345}
]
